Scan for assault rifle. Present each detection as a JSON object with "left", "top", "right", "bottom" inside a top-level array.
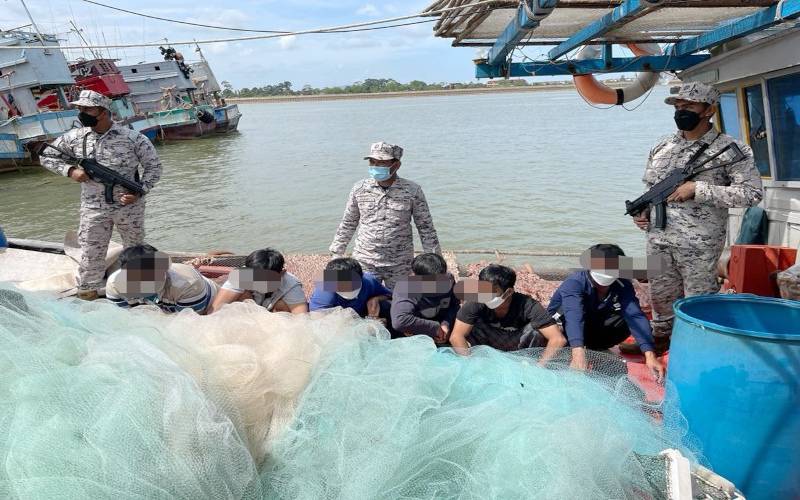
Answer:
[
  {"left": 625, "top": 142, "right": 746, "bottom": 229},
  {"left": 40, "top": 143, "right": 145, "bottom": 204}
]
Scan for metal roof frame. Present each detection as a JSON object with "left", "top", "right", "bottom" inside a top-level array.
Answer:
[{"left": 425, "top": 0, "right": 800, "bottom": 79}]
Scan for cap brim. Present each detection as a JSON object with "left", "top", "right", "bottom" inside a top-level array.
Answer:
[
  {"left": 70, "top": 99, "right": 110, "bottom": 109},
  {"left": 364, "top": 155, "right": 395, "bottom": 160},
  {"left": 665, "top": 96, "right": 713, "bottom": 106}
]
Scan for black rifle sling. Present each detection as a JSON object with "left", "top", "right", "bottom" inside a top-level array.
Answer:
[
  {"left": 82, "top": 130, "right": 91, "bottom": 159},
  {"left": 681, "top": 131, "right": 721, "bottom": 174}
]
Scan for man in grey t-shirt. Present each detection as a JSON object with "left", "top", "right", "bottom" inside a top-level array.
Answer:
[{"left": 207, "top": 248, "right": 308, "bottom": 314}]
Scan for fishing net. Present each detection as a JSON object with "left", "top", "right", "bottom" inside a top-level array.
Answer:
[
  {"left": 0, "top": 287, "right": 261, "bottom": 500},
  {"left": 0, "top": 286, "right": 379, "bottom": 499},
  {"left": 0, "top": 285, "right": 698, "bottom": 500},
  {"left": 156, "top": 301, "right": 386, "bottom": 464},
  {"left": 262, "top": 337, "right": 693, "bottom": 500}
]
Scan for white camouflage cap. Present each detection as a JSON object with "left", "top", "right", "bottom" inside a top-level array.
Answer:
[
  {"left": 664, "top": 82, "right": 720, "bottom": 106},
  {"left": 70, "top": 89, "right": 112, "bottom": 110},
  {"left": 364, "top": 141, "right": 403, "bottom": 161}
]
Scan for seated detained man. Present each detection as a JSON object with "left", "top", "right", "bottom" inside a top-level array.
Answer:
[
  {"left": 449, "top": 264, "right": 566, "bottom": 364},
  {"left": 547, "top": 244, "right": 664, "bottom": 381},
  {"left": 309, "top": 257, "right": 392, "bottom": 321},
  {"left": 105, "top": 244, "right": 218, "bottom": 313},
  {"left": 207, "top": 248, "right": 308, "bottom": 315},
  {"left": 390, "top": 253, "right": 460, "bottom": 344}
]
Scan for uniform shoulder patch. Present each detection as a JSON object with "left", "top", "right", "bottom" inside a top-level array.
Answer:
[{"left": 126, "top": 128, "right": 141, "bottom": 142}]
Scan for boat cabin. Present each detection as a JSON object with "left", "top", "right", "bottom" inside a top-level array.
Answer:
[{"left": 118, "top": 60, "right": 197, "bottom": 113}]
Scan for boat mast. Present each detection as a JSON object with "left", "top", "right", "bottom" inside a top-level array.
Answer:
[
  {"left": 18, "top": 0, "right": 47, "bottom": 47},
  {"left": 69, "top": 20, "right": 103, "bottom": 61},
  {"left": 195, "top": 41, "right": 207, "bottom": 63}
]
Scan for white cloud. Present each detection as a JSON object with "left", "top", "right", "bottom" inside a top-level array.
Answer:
[
  {"left": 185, "top": 9, "right": 249, "bottom": 29},
  {"left": 278, "top": 35, "right": 297, "bottom": 50},
  {"left": 204, "top": 42, "right": 230, "bottom": 55},
  {"left": 356, "top": 4, "right": 380, "bottom": 17}
]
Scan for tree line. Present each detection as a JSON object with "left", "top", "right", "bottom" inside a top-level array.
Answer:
[{"left": 219, "top": 78, "right": 567, "bottom": 98}]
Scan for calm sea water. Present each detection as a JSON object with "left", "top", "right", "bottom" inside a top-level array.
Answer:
[{"left": 0, "top": 88, "right": 676, "bottom": 265}]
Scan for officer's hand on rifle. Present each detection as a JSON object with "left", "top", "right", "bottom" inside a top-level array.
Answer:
[
  {"left": 633, "top": 212, "right": 650, "bottom": 231},
  {"left": 67, "top": 167, "right": 90, "bottom": 183},
  {"left": 666, "top": 181, "right": 696, "bottom": 203},
  {"left": 119, "top": 193, "right": 139, "bottom": 206}
]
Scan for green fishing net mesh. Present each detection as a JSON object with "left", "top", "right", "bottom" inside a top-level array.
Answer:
[{"left": 0, "top": 286, "right": 695, "bottom": 499}]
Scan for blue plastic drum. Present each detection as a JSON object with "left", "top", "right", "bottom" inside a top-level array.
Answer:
[{"left": 665, "top": 294, "right": 800, "bottom": 500}]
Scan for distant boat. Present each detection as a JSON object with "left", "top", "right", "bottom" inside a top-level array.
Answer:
[
  {"left": 69, "top": 58, "right": 159, "bottom": 142},
  {"left": 189, "top": 53, "right": 242, "bottom": 134},
  {"left": 0, "top": 30, "right": 79, "bottom": 171},
  {"left": 118, "top": 46, "right": 241, "bottom": 141}
]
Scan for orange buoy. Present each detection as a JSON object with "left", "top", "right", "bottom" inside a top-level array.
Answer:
[{"left": 573, "top": 43, "right": 662, "bottom": 105}]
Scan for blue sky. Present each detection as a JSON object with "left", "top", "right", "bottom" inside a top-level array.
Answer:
[{"left": 2, "top": 0, "right": 542, "bottom": 89}]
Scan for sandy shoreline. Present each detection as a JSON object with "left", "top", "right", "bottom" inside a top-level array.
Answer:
[{"left": 226, "top": 84, "right": 576, "bottom": 103}]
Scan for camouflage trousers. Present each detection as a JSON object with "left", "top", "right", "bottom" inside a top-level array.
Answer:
[
  {"left": 647, "top": 239, "right": 723, "bottom": 338},
  {"left": 77, "top": 201, "right": 145, "bottom": 291},
  {"left": 358, "top": 261, "right": 412, "bottom": 291}
]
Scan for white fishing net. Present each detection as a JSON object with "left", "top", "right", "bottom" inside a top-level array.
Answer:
[{"left": 0, "top": 285, "right": 697, "bottom": 500}]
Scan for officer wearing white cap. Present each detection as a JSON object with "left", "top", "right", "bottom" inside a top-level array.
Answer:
[
  {"left": 631, "top": 81, "right": 763, "bottom": 353},
  {"left": 330, "top": 141, "right": 441, "bottom": 289},
  {"left": 40, "top": 90, "right": 162, "bottom": 300}
]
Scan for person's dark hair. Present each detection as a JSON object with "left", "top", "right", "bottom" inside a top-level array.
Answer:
[
  {"left": 412, "top": 253, "right": 447, "bottom": 276},
  {"left": 245, "top": 248, "right": 285, "bottom": 272},
  {"left": 325, "top": 257, "right": 363, "bottom": 277},
  {"left": 117, "top": 244, "right": 159, "bottom": 269},
  {"left": 588, "top": 244, "right": 626, "bottom": 259},
  {"left": 0, "top": 289, "right": 30, "bottom": 314},
  {"left": 478, "top": 264, "right": 516, "bottom": 291}
]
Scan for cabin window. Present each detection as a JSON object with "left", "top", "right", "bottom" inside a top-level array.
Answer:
[
  {"left": 154, "top": 66, "right": 160, "bottom": 71},
  {"left": 767, "top": 72, "right": 800, "bottom": 181},
  {"left": 131, "top": 68, "right": 138, "bottom": 74},
  {"left": 743, "top": 85, "right": 771, "bottom": 177},
  {"left": 718, "top": 92, "right": 742, "bottom": 141}
]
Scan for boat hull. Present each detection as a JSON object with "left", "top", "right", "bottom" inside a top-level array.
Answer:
[
  {"left": 156, "top": 120, "right": 217, "bottom": 141},
  {"left": 213, "top": 104, "right": 241, "bottom": 133},
  {"left": 147, "top": 105, "right": 218, "bottom": 142}
]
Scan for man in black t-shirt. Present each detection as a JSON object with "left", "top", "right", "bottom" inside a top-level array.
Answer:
[{"left": 450, "top": 264, "right": 566, "bottom": 364}]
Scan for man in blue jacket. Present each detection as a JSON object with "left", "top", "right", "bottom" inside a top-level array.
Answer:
[
  {"left": 310, "top": 257, "right": 393, "bottom": 322},
  {"left": 547, "top": 244, "right": 664, "bottom": 381}
]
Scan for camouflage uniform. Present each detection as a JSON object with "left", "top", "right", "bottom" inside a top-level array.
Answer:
[
  {"left": 644, "top": 83, "right": 763, "bottom": 338},
  {"left": 330, "top": 142, "right": 441, "bottom": 289},
  {"left": 40, "top": 90, "right": 162, "bottom": 292}
]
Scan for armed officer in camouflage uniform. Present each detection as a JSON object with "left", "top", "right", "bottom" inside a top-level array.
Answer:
[
  {"left": 632, "top": 82, "right": 763, "bottom": 352},
  {"left": 40, "top": 90, "right": 162, "bottom": 300},
  {"left": 330, "top": 142, "right": 441, "bottom": 290}
]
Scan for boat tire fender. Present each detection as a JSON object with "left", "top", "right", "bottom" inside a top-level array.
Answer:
[{"left": 196, "top": 109, "right": 215, "bottom": 124}]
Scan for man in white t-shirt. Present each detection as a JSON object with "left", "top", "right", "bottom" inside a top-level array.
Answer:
[
  {"left": 207, "top": 248, "right": 308, "bottom": 314},
  {"left": 105, "top": 244, "right": 218, "bottom": 314}
]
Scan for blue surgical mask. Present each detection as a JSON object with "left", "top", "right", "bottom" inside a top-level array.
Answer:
[{"left": 369, "top": 166, "right": 393, "bottom": 181}]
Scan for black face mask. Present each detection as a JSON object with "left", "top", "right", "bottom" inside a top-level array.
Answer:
[
  {"left": 78, "top": 112, "right": 99, "bottom": 127},
  {"left": 674, "top": 109, "right": 702, "bottom": 131}
]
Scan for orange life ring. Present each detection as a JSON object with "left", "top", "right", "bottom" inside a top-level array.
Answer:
[{"left": 573, "top": 43, "right": 662, "bottom": 105}]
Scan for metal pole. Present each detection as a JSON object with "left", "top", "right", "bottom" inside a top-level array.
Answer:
[
  {"left": 194, "top": 41, "right": 206, "bottom": 62},
  {"left": 18, "top": 0, "right": 47, "bottom": 47},
  {"left": 69, "top": 20, "right": 102, "bottom": 60}
]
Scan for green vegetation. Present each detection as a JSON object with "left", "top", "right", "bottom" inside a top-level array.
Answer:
[{"left": 220, "top": 78, "right": 566, "bottom": 98}]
